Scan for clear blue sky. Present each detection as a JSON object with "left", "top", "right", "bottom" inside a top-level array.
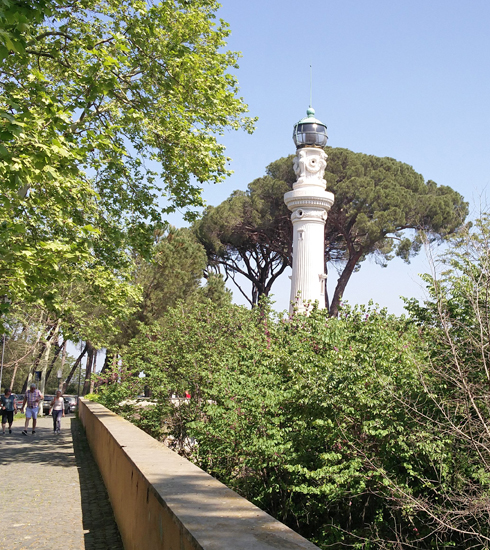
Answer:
[{"left": 175, "top": 0, "right": 490, "bottom": 314}]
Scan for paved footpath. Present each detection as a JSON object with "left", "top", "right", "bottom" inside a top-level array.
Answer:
[{"left": 0, "top": 415, "right": 124, "bottom": 550}]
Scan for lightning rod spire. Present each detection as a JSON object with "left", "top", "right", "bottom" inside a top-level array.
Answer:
[{"left": 309, "top": 64, "right": 313, "bottom": 108}]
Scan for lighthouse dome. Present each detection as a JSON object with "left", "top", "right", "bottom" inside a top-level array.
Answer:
[{"left": 292, "top": 107, "right": 328, "bottom": 149}]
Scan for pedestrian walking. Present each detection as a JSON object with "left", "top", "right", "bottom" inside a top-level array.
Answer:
[
  {"left": 21, "top": 383, "right": 43, "bottom": 435},
  {"left": 1, "top": 388, "right": 17, "bottom": 434},
  {"left": 49, "top": 390, "right": 65, "bottom": 434}
]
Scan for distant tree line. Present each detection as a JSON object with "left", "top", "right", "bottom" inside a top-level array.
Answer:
[{"left": 2, "top": 227, "right": 230, "bottom": 396}]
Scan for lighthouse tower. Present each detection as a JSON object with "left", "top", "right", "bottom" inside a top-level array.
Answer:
[{"left": 284, "top": 107, "right": 334, "bottom": 313}]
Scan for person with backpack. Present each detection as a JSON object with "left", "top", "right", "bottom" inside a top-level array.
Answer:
[{"left": 1, "top": 388, "right": 17, "bottom": 434}]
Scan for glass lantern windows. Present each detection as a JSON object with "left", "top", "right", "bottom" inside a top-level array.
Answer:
[{"left": 293, "top": 122, "right": 328, "bottom": 148}]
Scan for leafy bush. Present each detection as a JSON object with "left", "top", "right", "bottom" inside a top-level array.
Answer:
[
  {"left": 96, "top": 217, "right": 490, "bottom": 548},
  {"left": 97, "top": 299, "right": 455, "bottom": 547}
]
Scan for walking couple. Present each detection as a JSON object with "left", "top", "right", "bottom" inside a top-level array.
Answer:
[{"left": 21, "top": 384, "right": 65, "bottom": 435}]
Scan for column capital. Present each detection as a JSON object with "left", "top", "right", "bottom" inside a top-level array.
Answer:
[{"left": 284, "top": 190, "right": 334, "bottom": 214}]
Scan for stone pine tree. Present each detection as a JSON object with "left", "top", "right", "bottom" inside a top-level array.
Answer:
[
  {"left": 194, "top": 178, "right": 292, "bottom": 306},
  {"left": 195, "top": 147, "right": 468, "bottom": 315}
]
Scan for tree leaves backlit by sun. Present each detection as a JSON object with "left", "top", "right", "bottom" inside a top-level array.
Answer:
[{"left": 0, "top": 0, "right": 254, "bottom": 322}]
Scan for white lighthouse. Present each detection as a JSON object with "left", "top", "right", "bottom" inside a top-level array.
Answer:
[{"left": 284, "top": 107, "right": 334, "bottom": 314}]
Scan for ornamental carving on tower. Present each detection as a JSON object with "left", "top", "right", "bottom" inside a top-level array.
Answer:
[{"left": 293, "top": 148, "right": 328, "bottom": 188}]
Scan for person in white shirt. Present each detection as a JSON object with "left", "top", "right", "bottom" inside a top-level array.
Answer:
[{"left": 49, "top": 390, "right": 65, "bottom": 435}]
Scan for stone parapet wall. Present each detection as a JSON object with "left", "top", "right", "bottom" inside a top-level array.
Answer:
[{"left": 79, "top": 398, "right": 320, "bottom": 550}]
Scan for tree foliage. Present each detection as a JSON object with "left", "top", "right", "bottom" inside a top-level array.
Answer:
[
  {"left": 115, "top": 226, "right": 231, "bottom": 345},
  {"left": 194, "top": 177, "right": 291, "bottom": 305},
  {"left": 195, "top": 148, "right": 468, "bottom": 315},
  {"left": 95, "top": 293, "right": 490, "bottom": 548},
  {"left": 0, "top": 0, "right": 51, "bottom": 55},
  {"left": 399, "top": 214, "right": 490, "bottom": 546},
  {"left": 1, "top": 224, "right": 231, "bottom": 393},
  {"left": 0, "top": 0, "right": 254, "bottom": 319}
]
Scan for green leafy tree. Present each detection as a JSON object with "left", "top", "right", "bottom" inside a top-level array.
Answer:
[
  {"left": 195, "top": 148, "right": 468, "bottom": 316},
  {"left": 0, "top": 0, "right": 52, "bottom": 55},
  {"left": 116, "top": 226, "right": 231, "bottom": 344},
  {"left": 194, "top": 177, "right": 291, "bottom": 305},
  {"left": 0, "top": 0, "right": 254, "bottom": 320},
  {"left": 398, "top": 214, "right": 490, "bottom": 547},
  {"left": 97, "top": 298, "right": 480, "bottom": 548}
]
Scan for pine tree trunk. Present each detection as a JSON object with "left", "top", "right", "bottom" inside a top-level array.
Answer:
[
  {"left": 45, "top": 339, "right": 65, "bottom": 386},
  {"left": 10, "top": 362, "right": 19, "bottom": 391},
  {"left": 38, "top": 321, "right": 60, "bottom": 415},
  {"left": 82, "top": 343, "right": 94, "bottom": 396},
  {"left": 62, "top": 343, "right": 88, "bottom": 393},
  {"left": 89, "top": 350, "right": 97, "bottom": 394},
  {"left": 329, "top": 250, "right": 363, "bottom": 318},
  {"left": 58, "top": 341, "right": 67, "bottom": 391},
  {"left": 100, "top": 350, "right": 112, "bottom": 374}
]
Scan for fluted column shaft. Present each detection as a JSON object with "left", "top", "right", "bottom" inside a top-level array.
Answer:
[{"left": 284, "top": 148, "right": 334, "bottom": 313}]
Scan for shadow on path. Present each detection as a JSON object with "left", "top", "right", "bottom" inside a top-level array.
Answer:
[
  {"left": 0, "top": 418, "right": 77, "bottom": 468},
  {"left": 70, "top": 418, "right": 124, "bottom": 550}
]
